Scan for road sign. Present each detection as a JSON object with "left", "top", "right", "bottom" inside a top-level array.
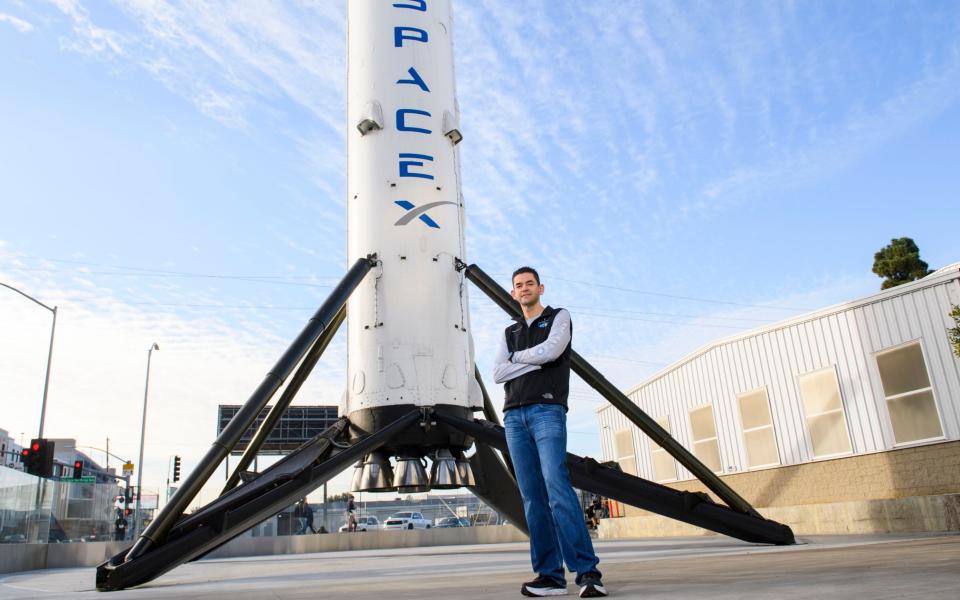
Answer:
[
  {"left": 64, "top": 476, "right": 97, "bottom": 484},
  {"left": 122, "top": 462, "right": 134, "bottom": 476}
]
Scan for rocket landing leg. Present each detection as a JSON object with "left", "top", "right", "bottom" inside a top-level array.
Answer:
[
  {"left": 96, "top": 410, "right": 420, "bottom": 591},
  {"left": 436, "top": 412, "right": 795, "bottom": 546},
  {"left": 95, "top": 259, "right": 794, "bottom": 592}
]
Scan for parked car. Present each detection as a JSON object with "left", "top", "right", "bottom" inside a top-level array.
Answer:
[
  {"left": 434, "top": 516, "right": 471, "bottom": 528},
  {"left": 382, "top": 511, "right": 431, "bottom": 530},
  {"left": 472, "top": 512, "right": 499, "bottom": 526},
  {"left": 338, "top": 515, "right": 380, "bottom": 532}
]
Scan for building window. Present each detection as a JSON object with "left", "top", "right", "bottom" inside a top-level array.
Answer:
[
  {"left": 737, "top": 387, "right": 780, "bottom": 468},
  {"left": 613, "top": 428, "right": 638, "bottom": 476},
  {"left": 875, "top": 341, "right": 943, "bottom": 444},
  {"left": 798, "top": 366, "right": 852, "bottom": 458},
  {"left": 689, "top": 405, "right": 722, "bottom": 473},
  {"left": 649, "top": 416, "right": 677, "bottom": 482}
]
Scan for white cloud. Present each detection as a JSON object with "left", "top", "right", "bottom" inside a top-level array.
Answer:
[
  {"left": 0, "top": 252, "right": 348, "bottom": 506},
  {"left": 697, "top": 46, "right": 960, "bottom": 213},
  {"left": 11, "top": 0, "right": 959, "bottom": 502},
  {"left": 0, "top": 12, "right": 34, "bottom": 33},
  {"left": 49, "top": 0, "right": 124, "bottom": 57}
]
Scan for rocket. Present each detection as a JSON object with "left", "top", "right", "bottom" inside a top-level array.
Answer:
[
  {"left": 96, "top": 2, "right": 796, "bottom": 589},
  {"left": 344, "top": 0, "right": 480, "bottom": 491}
]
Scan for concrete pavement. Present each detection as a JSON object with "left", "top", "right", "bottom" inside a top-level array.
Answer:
[{"left": 0, "top": 533, "right": 957, "bottom": 599}]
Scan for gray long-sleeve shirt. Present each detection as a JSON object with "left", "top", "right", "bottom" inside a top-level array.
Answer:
[{"left": 492, "top": 309, "right": 571, "bottom": 384}]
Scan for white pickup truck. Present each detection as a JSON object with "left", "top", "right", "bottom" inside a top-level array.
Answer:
[{"left": 382, "top": 511, "right": 431, "bottom": 530}]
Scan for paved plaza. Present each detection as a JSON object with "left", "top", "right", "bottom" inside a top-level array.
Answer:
[{"left": 1, "top": 533, "right": 958, "bottom": 599}]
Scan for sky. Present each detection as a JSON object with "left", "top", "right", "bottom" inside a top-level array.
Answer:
[{"left": 1, "top": 0, "right": 958, "bottom": 507}]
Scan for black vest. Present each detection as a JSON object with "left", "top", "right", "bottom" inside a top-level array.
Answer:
[{"left": 502, "top": 306, "right": 572, "bottom": 412}]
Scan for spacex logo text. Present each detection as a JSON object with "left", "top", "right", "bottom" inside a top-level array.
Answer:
[{"left": 392, "top": 0, "right": 444, "bottom": 228}]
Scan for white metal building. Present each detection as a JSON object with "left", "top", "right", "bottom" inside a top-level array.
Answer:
[{"left": 597, "top": 263, "right": 960, "bottom": 484}]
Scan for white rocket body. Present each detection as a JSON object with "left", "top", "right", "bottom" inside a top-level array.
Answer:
[{"left": 345, "top": 0, "right": 479, "bottom": 450}]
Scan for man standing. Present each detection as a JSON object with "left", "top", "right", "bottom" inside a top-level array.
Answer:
[
  {"left": 114, "top": 510, "right": 128, "bottom": 541},
  {"left": 295, "top": 498, "right": 316, "bottom": 534},
  {"left": 494, "top": 267, "right": 607, "bottom": 598}
]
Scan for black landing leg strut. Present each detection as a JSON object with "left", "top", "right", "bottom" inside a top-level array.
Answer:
[{"left": 437, "top": 412, "right": 794, "bottom": 545}]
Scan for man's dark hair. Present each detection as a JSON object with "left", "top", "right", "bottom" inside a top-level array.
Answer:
[{"left": 512, "top": 266, "right": 540, "bottom": 285}]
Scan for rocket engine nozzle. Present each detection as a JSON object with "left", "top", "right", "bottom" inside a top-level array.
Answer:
[
  {"left": 427, "top": 448, "right": 476, "bottom": 489},
  {"left": 353, "top": 451, "right": 395, "bottom": 492},
  {"left": 393, "top": 455, "right": 429, "bottom": 493}
]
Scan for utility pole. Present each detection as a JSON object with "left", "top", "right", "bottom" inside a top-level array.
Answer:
[
  {"left": 322, "top": 482, "right": 327, "bottom": 533},
  {"left": 0, "top": 282, "right": 58, "bottom": 439},
  {"left": 134, "top": 342, "right": 159, "bottom": 538}
]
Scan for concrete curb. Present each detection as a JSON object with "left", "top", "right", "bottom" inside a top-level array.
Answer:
[{"left": 0, "top": 526, "right": 527, "bottom": 574}]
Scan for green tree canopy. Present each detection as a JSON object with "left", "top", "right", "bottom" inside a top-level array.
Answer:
[{"left": 872, "top": 237, "right": 933, "bottom": 289}]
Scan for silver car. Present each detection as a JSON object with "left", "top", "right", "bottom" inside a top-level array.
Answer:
[{"left": 338, "top": 515, "right": 380, "bottom": 532}]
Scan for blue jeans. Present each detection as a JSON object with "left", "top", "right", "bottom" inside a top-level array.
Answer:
[{"left": 505, "top": 403, "right": 601, "bottom": 585}]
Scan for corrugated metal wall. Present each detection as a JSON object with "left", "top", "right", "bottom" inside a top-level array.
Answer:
[{"left": 597, "top": 268, "right": 960, "bottom": 482}]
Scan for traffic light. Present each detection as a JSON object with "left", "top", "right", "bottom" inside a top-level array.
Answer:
[
  {"left": 35, "top": 439, "right": 55, "bottom": 478},
  {"left": 24, "top": 439, "right": 55, "bottom": 478},
  {"left": 21, "top": 446, "right": 35, "bottom": 473},
  {"left": 172, "top": 455, "right": 181, "bottom": 483},
  {"left": 72, "top": 460, "right": 83, "bottom": 479}
]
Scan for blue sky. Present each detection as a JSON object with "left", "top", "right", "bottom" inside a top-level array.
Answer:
[{"left": 1, "top": 1, "right": 958, "bottom": 503}]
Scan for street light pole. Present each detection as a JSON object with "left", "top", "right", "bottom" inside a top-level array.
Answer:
[
  {"left": 37, "top": 305, "right": 57, "bottom": 439},
  {"left": 134, "top": 342, "right": 159, "bottom": 538},
  {"left": 0, "top": 282, "right": 58, "bottom": 439}
]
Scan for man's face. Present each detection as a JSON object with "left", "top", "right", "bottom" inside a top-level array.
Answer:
[{"left": 511, "top": 272, "right": 544, "bottom": 307}]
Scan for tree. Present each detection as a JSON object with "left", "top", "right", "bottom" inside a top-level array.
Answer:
[
  {"left": 949, "top": 304, "right": 960, "bottom": 359},
  {"left": 872, "top": 237, "right": 933, "bottom": 289}
]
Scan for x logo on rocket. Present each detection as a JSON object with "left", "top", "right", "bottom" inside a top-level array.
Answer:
[{"left": 394, "top": 200, "right": 457, "bottom": 229}]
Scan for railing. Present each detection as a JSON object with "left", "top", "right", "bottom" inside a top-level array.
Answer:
[
  {"left": 0, "top": 466, "right": 514, "bottom": 544},
  {"left": 0, "top": 467, "right": 128, "bottom": 544}
]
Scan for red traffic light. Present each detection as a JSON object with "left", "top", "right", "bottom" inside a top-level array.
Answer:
[
  {"left": 74, "top": 460, "right": 82, "bottom": 469},
  {"left": 24, "top": 438, "right": 54, "bottom": 478}
]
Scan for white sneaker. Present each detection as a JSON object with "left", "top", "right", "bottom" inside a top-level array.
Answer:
[
  {"left": 522, "top": 576, "right": 569, "bottom": 596},
  {"left": 579, "top": 578, "right": 607, "bottom": 598}
]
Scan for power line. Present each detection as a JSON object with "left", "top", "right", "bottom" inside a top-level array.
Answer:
[
  {"left": 585, "top": 355, "right": 666, "bottom": 366},
  {"left": 38, "top": 296, "right": 757, "bottom": 330},
  {"left": 7, "top": 267, "right": 334, "bottom": 289},
  {"left": 541, "top": 274, "right": 811, "bottom": 311},
  {"left": 20, "top": 256, "right": 333, "bottom": 281},
  {"left": 565, "top": 304, "right": 775, "bottom": 323},
  {"left": 16, "top": 254, "right": 810, "bottom": 311},
  {"left": 573, "top": 310, "right": 748, "bottom": 330},
  {"left": 11, "top": 255, "right": 809, "bottom": 312}
]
